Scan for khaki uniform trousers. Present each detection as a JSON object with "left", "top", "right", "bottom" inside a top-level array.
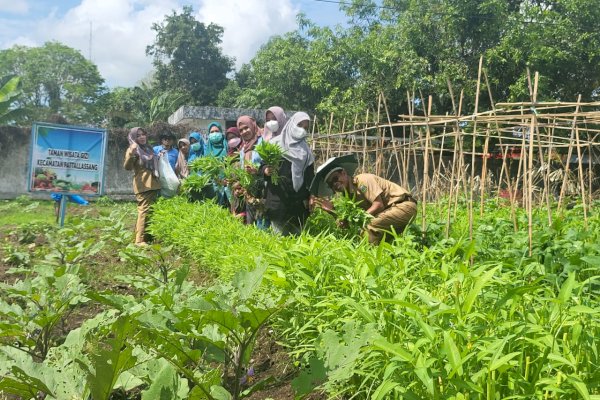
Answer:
[
  {"left": 135, "top": 190, "right": 159, "bottom": 244},
  {"left": 367, "top": 200, "right": 417, "bottom": 245}
]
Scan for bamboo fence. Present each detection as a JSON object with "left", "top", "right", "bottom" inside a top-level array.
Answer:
[{"left": 309, "top": 90, "right": 600, "bottom": 252}]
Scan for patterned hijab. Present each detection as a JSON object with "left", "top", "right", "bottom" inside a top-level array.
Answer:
[
  {"left": 127, "top": 127, "right": 158, "bottom": 174},
  {"left": 237, "top": 116, "right": 260, "bottom": 154},
  {"left": 175, "top": 138, "right": 190, "bottom": 178},
  {"left": 271, "top": 112, "right": 315, "bottom": 192},
  {"left": 262, "top": 106, "right": 287, "bottom": 142}
]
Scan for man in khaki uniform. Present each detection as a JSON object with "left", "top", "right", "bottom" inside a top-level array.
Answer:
[{"left": 322, "top": 167, "right": 417, "bottom": 245}]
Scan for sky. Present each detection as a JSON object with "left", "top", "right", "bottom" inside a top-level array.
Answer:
[{"left": 0, "top": 0, "right": 347, "bottom": 88}]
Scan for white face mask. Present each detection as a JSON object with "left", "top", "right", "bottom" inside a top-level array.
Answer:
[
  {"left": 291, "top": 126, "right": 308, "bottom": 141},
  {"left": 265, "top": 120, "right": 279, "bottom": 133}
]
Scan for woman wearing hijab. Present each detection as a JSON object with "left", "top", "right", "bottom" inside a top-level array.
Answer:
[
  {"left": 262, "top": 106, "right": 287, "bottom": 142},
  {"left": 205, "top": 122, "right": 229, "bottom": 158},
  {"left": 188, "top": 131, "right": 204, "bottom": 162},
  {"left": 175, "top": 138, "right": 190, "bottom": 180},
  {"left": 237, "top": 116, "right": 263, "bottom": 169},
  {"left": 226, "top": 127, "right": 242, "bottom": 155},
  {"left": 262, "top": 112, "right": 315, "bottom": 236},
  {"left": 204, "top": 122, "right": 230, "bottom": 207},
  {"left": 123, "top": 127, "right": 161, "bottom": 246},
  {"left": 237, "top": 115, "right": 268, "bottom": 228}
]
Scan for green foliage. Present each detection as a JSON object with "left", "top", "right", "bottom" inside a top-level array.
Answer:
[
  {"left": 150, "top": 197, "right": 600, "bottom": 399},
  {"left": 0, "top": 41, "right": 106, "bottom": 124},
  {"left": 147, "top": 5, "right": 234, "bottom": 106},
  {"left": 102, "top": 85, "right": 153, "bottom": 128},
  {"left": 0, "top": 75, "right": 23, "bottom": 123},
  {"left": 1, "top": 196, "right": 599, "bottom": 399},
  {"left": 179, "top": 173, "right": 212, "bottom": 201},
  {"left": 189, "top": 155, "right": 226, "bottom": 178},
  {"left": 254, "top": 141, "right": 284, "bottom": 185},
  {"left": 227, "top": 0, "right": 600, "bottom": 117},
  {"left": 331, "top": 192, "right": 372, "bottom": 238},
  {"left": 148, "top": 91, "right": 187, "bottom": 123}
]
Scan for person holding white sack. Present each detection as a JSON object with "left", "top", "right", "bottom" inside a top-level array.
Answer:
[{"left": 124, "top": 127, "right": 161, "bottom": 246}]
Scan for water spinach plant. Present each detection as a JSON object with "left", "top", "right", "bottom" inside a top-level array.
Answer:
[
  {"left": 255, "top": 141, "right": 284, "bottom": 185},
  {"left": 149, "top": 198, "right": 600, "bottom": 399},
  {"left": 1, "top": 197, "right": 599, "bottom": 399}
]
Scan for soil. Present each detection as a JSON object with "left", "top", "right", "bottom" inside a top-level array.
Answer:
[
  {"left": 236, "top": 328, "right": 326, "bottom": 400},
  {"left": 0, "top": 202, "right": 326, "bottom": 400}
]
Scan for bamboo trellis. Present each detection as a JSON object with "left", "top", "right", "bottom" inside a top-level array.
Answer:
[{"left": 309, "top": 93, "right": 600, "bottom": 253}]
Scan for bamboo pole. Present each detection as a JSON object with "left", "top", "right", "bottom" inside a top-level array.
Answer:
[
  {"left": 422, "top": 96, "right": 433, "bottom": 239},
  {"left": 325, "top": 112, "right": 334, "bottom": 161},
  {"left": 469, "top": 56, "right": 484, "bottom": 242},
  {"left": 381, "top": 92, "right": 404, "bottom": 187},
  {"left": 362, "top": 109, "right": 370, "bottom": 172},
  {"left": 588, "top": 136, "right": 593, "bottom": 210},
  {"left": 376, "top": 93, "right": 383, "bottom": 176},
  {"left": 337, "top": 117, "right": 346, "bottom": 155},
  {"left": 310, "top": 114, "right": 317, "bottom": 152},
  {"left": 558, "top": 95, "right": 581, "bottom": 209},
  {"left": 479, "top": 123, "right": 491, "bottom": 216},
  {"left": 407, "top": 91, "right": 420, "bottom": 194},
  {"left": 574, "top": 124, "right": 588, "bottom": 227},
  {"left": 526, "top": 72, "right": 539, "bottom": 256},
  {"left": 453, "top": 90, "right": 466, "bottom": 225}
]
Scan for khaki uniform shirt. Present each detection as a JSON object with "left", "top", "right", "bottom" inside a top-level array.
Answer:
[
  {"left": 123, "top": 147, "right": 160, "bottom": 194},
  {"left": 352, "top": 173, "right": 411, "bottom": 211}
]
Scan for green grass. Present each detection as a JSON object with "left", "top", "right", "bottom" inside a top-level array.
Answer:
[
  {"left": 0, "top": 198, "right": 136, "bottom": 228},
  {"left": 0, "top": 199, "right": 56, "bottom": 226}
]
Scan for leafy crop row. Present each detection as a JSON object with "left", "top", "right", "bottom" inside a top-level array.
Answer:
[
  {"left": 1, "top": 198, "right": 598, "bottom": 399},
  {"left": 150, "top": 198, "right": 600, "bottom": 399}
]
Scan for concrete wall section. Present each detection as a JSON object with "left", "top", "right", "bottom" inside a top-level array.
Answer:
[{"left": 0, "top": 126, "right": 31, "bottom": 198}]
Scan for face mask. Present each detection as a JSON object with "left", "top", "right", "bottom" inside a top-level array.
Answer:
[
  {"left": 265, "top": 120, "right": 279, "bottom": 133},
  {"left": 291, "top": 126, "right": 308, "bottom": 141},
  {"left": 209, "top": 132, "right": 224, "bottom": 145},
  {"left": 228, "top": 138, "right": 241, "bottom": 149},
  {"left": 190, "top": 142, "right": 202, "bottom": 152}
]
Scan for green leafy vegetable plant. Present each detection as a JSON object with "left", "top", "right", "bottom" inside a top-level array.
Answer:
[{"left": 255, "top": 141, "right": 284, "bottom": 185}]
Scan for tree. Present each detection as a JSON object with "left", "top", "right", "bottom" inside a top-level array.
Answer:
[
  {"left": 147, "top": 6, "right": 234, "bottom": 106},
  {"left": 217, "top": 32, "right": 323, "bottom": 111},
  {"left": 217, "top": 0, "right": 600, "bottom": 118},
  {"left": 486, "top": 0, "right": 600, "bottom": 102},
  {"left": 0, "top": 41, "right": 106, "bottom": 124}
]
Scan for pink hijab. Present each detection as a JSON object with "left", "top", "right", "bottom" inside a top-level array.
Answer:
[
  {"left": 127, "top": 127, "right": 158, "bottom": 173},
  {"left": 262, "top": 106, "right": 287, "bottom": 142},
  {"left": 237, "top": 116, "right": 260, "bottom": 154},
  {"left": 175, "top": 138, "right": 190, "bottom": 179}
]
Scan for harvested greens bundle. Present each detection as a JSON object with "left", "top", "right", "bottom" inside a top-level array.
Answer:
[
  {"left": 223, "top": 162, "right": 254, "bottom": 192},
  {"left": 332, "top": 193, "right": 372, "bottom": 238},
  {"left": 188, "top": 156, "right": 224, "bottom": 180},
  {"left": 255, "top": 141, "right": 285, "bottom": 185},
  {"left": 179, "top": 174, "right": 212, "bottom": 201}
]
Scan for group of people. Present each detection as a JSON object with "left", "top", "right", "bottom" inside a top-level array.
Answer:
[{"left": 124, "top": 107, "right": 417, "bottom": 246}]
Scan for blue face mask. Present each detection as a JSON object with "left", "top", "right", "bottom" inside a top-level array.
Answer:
[
  {"left": 209, "top": 131, "right": 224, "bottom": 145},
  {"left": 190, "top": 142, "right": 202, "bottom": 152}
]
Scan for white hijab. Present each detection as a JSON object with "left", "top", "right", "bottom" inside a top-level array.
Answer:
[{"left": 271, "top": 112, "right": 315, "bottom": 192}]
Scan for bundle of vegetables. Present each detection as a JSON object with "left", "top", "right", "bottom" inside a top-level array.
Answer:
[
  {"left": 179, "top": 173, "right": 212, "bottom": 200},
  {"left": 255, "top": 141, "right": 285, "bottom": 185},
  {"left": 188, "top": 155, "right": 224, "bottom": 180},
  {"left": 332, "top": 193, "right": 372, "bottom": 238},
  {"left": 223, "top": 161, "right": 254, "bottom": 192}
]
